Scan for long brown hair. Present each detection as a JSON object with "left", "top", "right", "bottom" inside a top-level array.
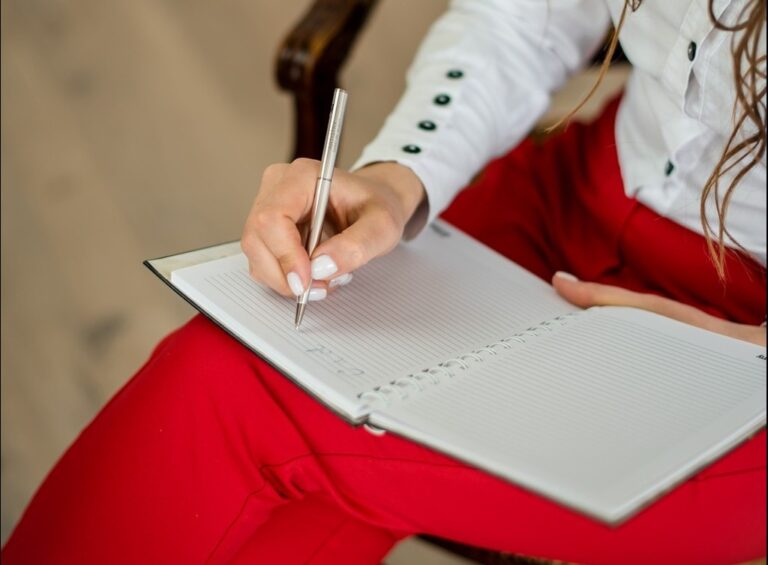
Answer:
[{"left": 554, "top": 0, "right": 767, "bottom": 279}]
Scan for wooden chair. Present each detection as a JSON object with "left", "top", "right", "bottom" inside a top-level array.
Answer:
[
  {"left": 274, "top": 2, "right": 625, "bottom": 562},
  {"left": 276, "top": 0, "right": 379, "bottom": 160}
]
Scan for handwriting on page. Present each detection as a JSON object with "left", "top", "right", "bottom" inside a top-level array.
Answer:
[
  {"left": 305, "top": 345, "right": 366, "bottom": 377},
  {"left": 204, "top": 269, "right": 374, "bottom": 383}
]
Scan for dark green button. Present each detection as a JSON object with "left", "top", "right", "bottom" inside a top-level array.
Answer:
[
  {"left": 418, "top": 120, "right": 437, "bottom": 131},
  {"left": 664, "top": 160, "right": 675, "bottom": 176},
  {"left": 402, "top": 144, "right": 421, "bottom": 154},
  {"left": 446, "top": 69, "right": 464, "bottom": 79},
  {"left": 687, "top": 41, "right": 697, "bottom": 61},
  {"left": 433, "top": 94, "right": 451, "bottom": 106}
]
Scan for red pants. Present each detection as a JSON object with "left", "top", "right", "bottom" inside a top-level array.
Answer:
[{"left": 4, "top": 101, "right": 766, "bottom": 564}]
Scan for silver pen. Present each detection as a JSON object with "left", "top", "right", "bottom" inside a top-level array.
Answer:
[{"left": 295, "top": 88, "right": 348, "bottom": 329}]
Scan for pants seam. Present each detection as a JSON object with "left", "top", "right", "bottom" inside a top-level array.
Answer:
[
  {"left": 204, "top": 452, "right": 459, "bottom": 563},
  {"left": 203, "top": 484, "right": 269, "bottom": 564},
  {"left": 259, "top": 451, "right": 467, "bottom": 472}
]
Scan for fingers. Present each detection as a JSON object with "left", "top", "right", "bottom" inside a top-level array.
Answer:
[
  {"left": 242, "top": 158, "right": 408, "bottom": 301},
  {"left": 310, "top": 207, "right": 402, "bottom": 279},
  {"left": 552, "top": 271, "right": 767, "bottom": 344},
  {"left": 551, "top": 271, "right": 728, "bottom": 334},
  {"left": 552, "top": 271, "right": 659, "bottom": 310},
  {"left": 242, "top": 159, "right": 319, "bottom": 296}
]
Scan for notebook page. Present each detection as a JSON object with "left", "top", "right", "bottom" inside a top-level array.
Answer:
[
  {"left": 370, "top": 306, "right": 766, "bottom": 523},
  {"left": 170, "top": 221, "right": 576, "bottom": 420}
]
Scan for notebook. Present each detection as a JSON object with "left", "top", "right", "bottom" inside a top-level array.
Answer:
[{"left": 145, "top": 220, "right": 766, "bottom": 524}]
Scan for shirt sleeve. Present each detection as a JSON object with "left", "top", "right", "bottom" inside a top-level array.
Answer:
[{"left": 351, "top": 0, "right": 611, "bottom": 238}]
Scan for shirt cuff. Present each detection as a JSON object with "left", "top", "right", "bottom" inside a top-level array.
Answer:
[{"left": 350, "top": 147, "right": 457, "bottom": 241}]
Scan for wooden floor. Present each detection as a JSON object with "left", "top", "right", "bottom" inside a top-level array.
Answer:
[{"left": 0, "top": 0, "right": 449, "bottom": 550}]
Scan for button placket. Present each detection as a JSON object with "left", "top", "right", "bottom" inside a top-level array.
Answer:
[{"left": 661, "top": 0, "right": 709, "bottom": 103}]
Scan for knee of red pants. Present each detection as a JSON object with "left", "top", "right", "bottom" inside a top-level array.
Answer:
[
  {"left": 2, "top": 315, "right": 301, "bottom": 564},
  {"left": 147, "top": 318, "right": 445, "bottom": 544},
  {"left": 139, "top": 314, "right": 315, "bottom": 464},
  {"left": 145, "top": 314, "right": 281, "bottom": 413}
]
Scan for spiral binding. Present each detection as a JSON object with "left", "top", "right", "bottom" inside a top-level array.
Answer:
[{"left": 357, "top": 312, "right": 580, "bottom": 410}]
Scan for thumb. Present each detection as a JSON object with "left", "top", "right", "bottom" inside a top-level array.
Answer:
[{"left": 310, "top": 209, "right": 402, "bottom": 279}]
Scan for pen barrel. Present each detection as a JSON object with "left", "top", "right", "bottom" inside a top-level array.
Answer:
[
  {"left": 318, "top": 89, "right": 348, "bottom": 181},
  {"left": 305, "top": 177, "right": 332, "bottom": 257},
  {"left": 295, "top": 88, "right": 348, "bottom": 327}
]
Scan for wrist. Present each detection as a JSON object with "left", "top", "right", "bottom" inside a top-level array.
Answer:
[{"left": 355, "top": 162, "right": 426, "bottom": 222}]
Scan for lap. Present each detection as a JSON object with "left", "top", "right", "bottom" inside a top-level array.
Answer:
[
  {"left": 9, "top": 312, "right": 761, "bottom": 565},
  {"left": 172, "top": 316, "right": 768, "bottom": 564}
]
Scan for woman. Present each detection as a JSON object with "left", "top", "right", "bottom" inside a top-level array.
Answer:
[{"left": 4, "top": 0, "right": 765, "bottom": 563}]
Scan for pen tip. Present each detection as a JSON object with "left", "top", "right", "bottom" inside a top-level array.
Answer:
[{"left": 294, "top": 301, "right": 307, "bottom": 330}]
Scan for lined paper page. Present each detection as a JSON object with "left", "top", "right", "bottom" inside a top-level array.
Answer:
[
  {"left": 170, "top": 221, "right": 576, "bottom": 419},
  {"left": 372, "top": 306, "right": 766, "bottom": 522}
]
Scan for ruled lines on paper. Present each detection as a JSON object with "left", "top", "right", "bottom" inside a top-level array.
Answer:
[{"left": 170, "top": 224, "right": 577, "bottom": 401}]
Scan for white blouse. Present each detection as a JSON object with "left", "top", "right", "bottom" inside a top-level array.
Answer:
[{"left": 352, "top": 0, "right": 767, "bottom": 265}]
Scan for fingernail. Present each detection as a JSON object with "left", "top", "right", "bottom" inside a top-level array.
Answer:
[
  {"left": 308, "top": 288, "right": 327, "bottom": 301},
  {"left": 329, "top": 273, "right": 354, "bottom": 288},
  {"left": 286, "top": 272, "right": 304, "bottom": 296},
  {"left": 554, "top": 271, "right": 579, "bottom": 282},
  {"left": 311, "top": 255, "right": 338, "bottom": 280}
]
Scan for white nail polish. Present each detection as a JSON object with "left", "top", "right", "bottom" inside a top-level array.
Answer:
[
  {"left": 286, "top": 272, "right": 304, "bottom": 296},
  {"left": 329, "top": 273, "right": 354, "bottom": 288},
  {"left": 554, "top": 271, "right": 579, "bottom": 282},
  {"left": 308, "top": 288, "right": 327, "bottom": 301},
  {"left": 311, "top": 255, "right": 338, "bottom": 280}
]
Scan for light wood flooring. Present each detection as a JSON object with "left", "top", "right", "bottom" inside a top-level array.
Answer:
[{"left": 0, "top": 0, "right": 451, "bottom": 551}]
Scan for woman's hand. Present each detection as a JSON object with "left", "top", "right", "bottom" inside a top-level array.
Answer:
[
  {"left": 552, "top": 272, "right": 766, "bottom": 346},
  {"left": 241, "top": 159, "right": 425, "bottom": 300}
]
